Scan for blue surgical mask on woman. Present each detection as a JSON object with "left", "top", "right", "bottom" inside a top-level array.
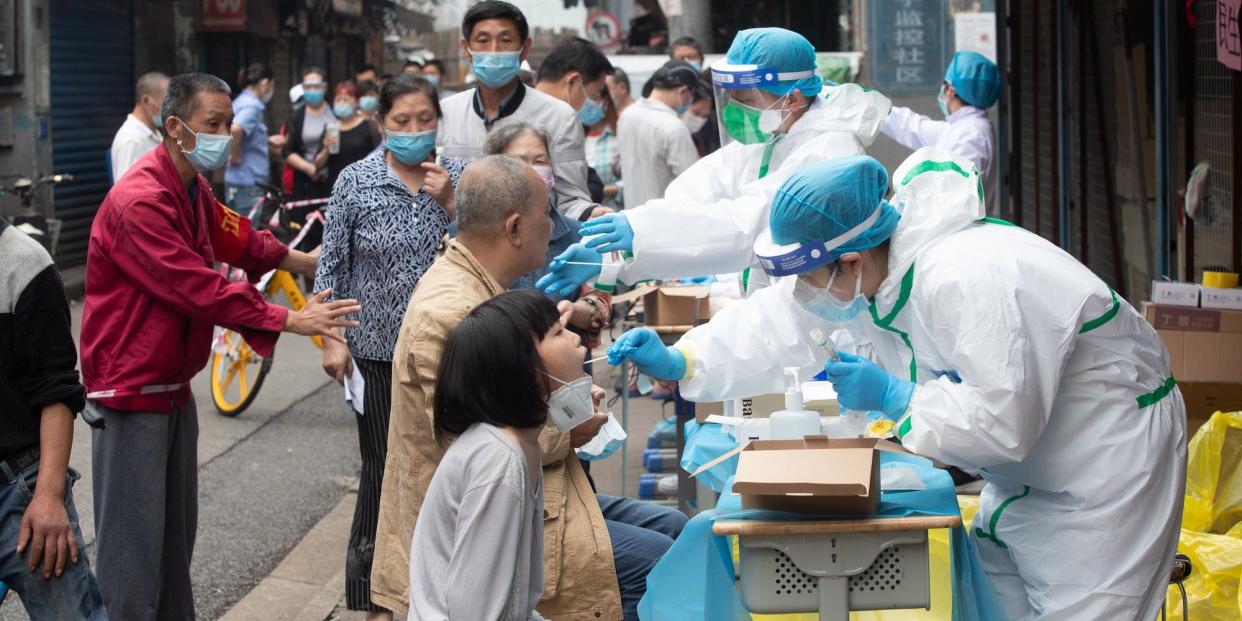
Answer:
[
  {"left": 424, "top": 74, "right": 441, "bottom": 87},
  {"left": 303, "top": 88, "right": 325, "bottom": 106},
  {"left": 333, "top": 103, "right": 355, "bottom": 119},
  {"left": 471, "top": 51, "right": 522, "bottom": 89},
  {"left": 359, "top": 96, "right": 379, "bottom": 113},
  {"left": 386, "top": 128, "right": 436, "bottom": 165},
  {"left": 173, "top": 118, "right": 232, "bottom": 172},
  {"left": 794, "top": 266, "right": 868, "bottom": 323}
]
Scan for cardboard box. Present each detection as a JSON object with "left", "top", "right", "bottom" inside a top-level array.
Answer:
[
  {"left": 643, "top": 286, "right": 711, "bottom": 327},
  {"left": 1144, "top": 304, "right": 1242, "bottom": 383},
  {"left": 1199, "top": 286, "right": 1242, "bottom": 311},
  {"left": 1178, "top": 382, "right": 1242, "bottom": 437},
  {"left": 693, "top": 437, "right": 903, "bottom": 516},
  {"left": 1151, "top": 281, "right": 1200, "bottom": 307}
]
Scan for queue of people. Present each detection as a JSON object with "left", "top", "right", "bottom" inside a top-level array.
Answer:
[{"left": 0, "top": 1, "right": 1187, "bottom": 620}]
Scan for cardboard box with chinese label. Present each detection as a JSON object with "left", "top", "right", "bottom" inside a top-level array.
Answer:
[
  {"left": 692, "top": 437, "right": 905, "bottom": 515},
  {"left": 1144, "top": 304, "right": 1242, "bottom": 384}
]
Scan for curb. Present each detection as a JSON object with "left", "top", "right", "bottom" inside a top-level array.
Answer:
[{"left": 219, "top": 490, "right": 357, "bottom": 621}]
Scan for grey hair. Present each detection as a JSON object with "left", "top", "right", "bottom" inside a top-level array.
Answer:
[
  {"left": 160, "top": 73, "right": 231, "bottom": 125},
  {"left": 483, "top": 122, "right": 552, "bottom": 161},
  {"left": 456, "top": 155, "right": 537, "bottom": 234},
  {"left": 136, "top": 71, "right": 169, "bottom": 101}
]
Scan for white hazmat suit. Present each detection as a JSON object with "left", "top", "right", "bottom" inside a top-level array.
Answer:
[
  {"left": 675, "top": 147, "right": 1187, "bottom": 620},
  {"left": 610, "top": 84, "right": 891, "bottom": 286}
]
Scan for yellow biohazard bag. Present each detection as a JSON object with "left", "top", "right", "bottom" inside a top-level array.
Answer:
[{"left": 1164, "top": 411, "right": 1242, "bottom": 620}]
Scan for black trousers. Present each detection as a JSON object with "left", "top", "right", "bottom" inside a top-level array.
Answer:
[{"left": 347, "top": 358, "right": 393, "bottom": 612}]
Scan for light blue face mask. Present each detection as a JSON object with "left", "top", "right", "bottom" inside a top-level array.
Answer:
[
  {"left": 575, "top": 412, "right": 627, "bottom": 461},
  {"left": 796, "top": 267, "right": 868, "bottom": 323},
  {"left": 303, "top": 88, "right": 325, "bottom": 106},
  {"left": 174, "top": 119, "right": 232, "bottom": 172},
  {"left": 359, "top": 96, "right": 378, "bottom": 113},
  {"left": 471, "top": 50, "right": 522, "bottom": 89},
  {"left": 577, "top": 94, "right": 605, "bottom": 126},
  {"left": 424, "top": 74, "right": 441, "bottom": 87},
  {"left": 386, "top": 128, "right": 436, "bottom": 165},
  {"left": 333, "top": 103, "right": 355, "bottom": 119},
  {"left": 937, "top": 83, "right": 950, "bottom": 118}
]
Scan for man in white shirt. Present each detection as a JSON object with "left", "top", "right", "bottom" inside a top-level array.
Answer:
[
  {"left": 617, "top": 60, "right": 702, "bottom": 210},
  {"left": 438, "top": 3, "right": 608, "bottom": 221},
  {"left": 109, "top": 72, "right": 168, "bottom": 182}
]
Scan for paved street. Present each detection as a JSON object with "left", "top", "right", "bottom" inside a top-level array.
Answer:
[{"left": 1, "top": 302, "right": 671, "bottom": 621}]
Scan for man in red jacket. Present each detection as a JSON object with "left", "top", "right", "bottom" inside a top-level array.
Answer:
[{"left": 80, "top": 73, "right": 359, "bottom": 620}]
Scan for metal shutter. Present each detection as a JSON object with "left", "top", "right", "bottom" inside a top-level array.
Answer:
[{"left": 49, "top": 0, "right": 133, "bottom": 267}]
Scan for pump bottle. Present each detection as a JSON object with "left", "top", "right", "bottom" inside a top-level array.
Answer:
[{"left": 768, "top": 367, "right": 821, "bottom": 440}]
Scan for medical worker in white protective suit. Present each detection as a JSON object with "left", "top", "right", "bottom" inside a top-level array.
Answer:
[
  {"left": 537, "top": 27, "right": 891, "bottom": 297},
  {"left": 608, "top": 149, "right": 1187, "bottom": 620},
  {"left": 882, "top": 50, "right": 997, "bottom": 200}
]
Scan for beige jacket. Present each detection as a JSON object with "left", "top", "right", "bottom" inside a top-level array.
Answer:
[{"left": 370, "top": 241, "right": 623, "bottom": 620}]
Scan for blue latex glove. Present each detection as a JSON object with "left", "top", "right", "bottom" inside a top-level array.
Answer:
[
  {"left": 536, "top": 243, "right": 602, "bottom": 297},
  {"left": 607, "top": 328, "right": 686, "bottom": 380},
  {"left": 579, "top": 213, "right": 634, "bottom": 253},
  {"left": 823, "top": 351, "right": 915, "bottom": 421}
]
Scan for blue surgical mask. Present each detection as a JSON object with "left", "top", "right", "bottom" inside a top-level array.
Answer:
[
  {"left": 174, "top": 118, "right": 232, "bottom": 172},
  {"left": 577, "top": 95, "right": 605, "bottom": 126},
  {"left": 471, "top": 50, "right": 522, "bottom": 89},
  {"left": 333, "top": 103, "right": 355, "bottom": 119},
  {"left": 795, "top": 268, "right": 868, "bottom": 323},
  {"left": 359, "top": 96, "right": 378, "bottom": 113},
  {"left": 424, "top": 74, "right": 441, "bottom": 87},
  {"left": 688, "top": 61, "right": 703, "bottom": 72},
  {"left": 303, "top": 88, "right": 325, "bottom": 106},
  {"left": 386, "top": 128, "right": 436, "bottom": 165},
  {"left": 937, "top": 83, "right": 949, "bottom": 118}
]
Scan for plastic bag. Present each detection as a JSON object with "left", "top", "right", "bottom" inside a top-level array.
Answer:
[{"left": 1164, "top": 411, "right": 1242, "bottom": 620}]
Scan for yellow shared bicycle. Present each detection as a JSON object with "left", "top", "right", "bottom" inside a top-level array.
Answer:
[{"left": 210, "top": 186, "right": 329, "bottom": 416}]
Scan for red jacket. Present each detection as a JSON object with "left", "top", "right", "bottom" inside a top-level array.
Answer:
[{"left": 82, "top": 144, "right": 289, "bottom": 413}]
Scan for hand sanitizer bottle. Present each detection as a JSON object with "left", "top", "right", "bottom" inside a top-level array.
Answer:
[{"left": 769, "top": 368, "right": 821, "bottom": 440}]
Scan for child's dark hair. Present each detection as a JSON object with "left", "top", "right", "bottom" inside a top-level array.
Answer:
[{"left": 433, "top": 290, "right": 559, "bottom": 445}]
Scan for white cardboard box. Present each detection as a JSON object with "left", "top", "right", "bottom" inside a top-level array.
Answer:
[
  {"left": 1199, "top": 286, "right": 1242, "bottom": 311},
  {"left": 1152, "top": 281, "right": 1200, "bottom": 307}
]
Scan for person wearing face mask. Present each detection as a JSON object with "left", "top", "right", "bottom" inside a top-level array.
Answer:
[
  {"left": 537, "top": 28, "right": 892, "bottom": 298},
  {"left": 313, "top": 73, "right": 460, "bottom": 621},
  {"left": 318, "top": 80, "right": 382, "bottom": 189},
  {"left": 409, "top": 289, "right": 581, "bottom": 621},
  {"left": 617, "top": 60, "right": 703, "bottom": 210},
  {"left": 438, "top": 1, "right": 610, "bottom": 222},
  {"left": 881, "top": 50, "right": 999, "bottom": 204},
  {"left": 282, "top": 68, "right": 336, "bottom": 248},
  {"left": 670, "top": 35, "right": 706, "bottom": 72},
  {"left": 81, "top": 73, "right": 360, "bottom": 620},
  {"left": 422, "top": 59, "right": 458, "bottom": 99},
  {"left": 110, "top": 71, "right": 169, "bottom": 182},
  {"left": 584, "top": 94, "right": 623, "bottom": 209},
  {"left": 486, "top": 123, "right": 611, "bottom": 360},
  {"left": 611, "top": 150, "right": 1186, "bottom": 621},
  {"left": 226, "top": 63, "right": 275, "bottom": 217}
]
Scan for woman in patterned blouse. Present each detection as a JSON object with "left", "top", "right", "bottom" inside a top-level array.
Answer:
[{"left": 313, "top": 72, "right": 463, "bottom": 621}]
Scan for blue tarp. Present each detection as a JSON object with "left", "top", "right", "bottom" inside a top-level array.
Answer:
[{"left": 639, "top": 449, "right": 1005, "bottom": 621}]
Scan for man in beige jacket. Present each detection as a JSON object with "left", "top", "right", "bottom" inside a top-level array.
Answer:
[{"left": 373, "top": 154, "right": 648, "bottom": 619}]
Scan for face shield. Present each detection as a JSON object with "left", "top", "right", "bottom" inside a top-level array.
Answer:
[
  {"left": 711, "top": 63, "right": 815, "bottom": 146},
  {"left": 751, "top": 201, "right": 887, "bottom": 279}
]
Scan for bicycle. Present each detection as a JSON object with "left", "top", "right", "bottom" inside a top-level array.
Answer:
[
  {"left": 209, "top": 182, "right": 331, "bottom": 416},
  {"left": 2, "top": 173, "right": 73, "bottom": 255}
]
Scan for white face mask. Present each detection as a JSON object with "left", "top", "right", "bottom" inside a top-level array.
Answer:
[
  {"left": 682, "top": 111, "right": 708, "bottom": 133},
  {"left": 575, "top": 412, "right": 627, "bottom": 460},
  {"left": 544, "top": 374, "right": 594, "bottom": 432}
]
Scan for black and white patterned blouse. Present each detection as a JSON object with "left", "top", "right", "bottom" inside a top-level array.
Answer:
[{"left": 314, "top": 149, "right": 464, "bottom": 361}]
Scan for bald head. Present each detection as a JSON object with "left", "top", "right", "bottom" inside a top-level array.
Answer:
[{"left": 456, "top": 155, "right": 544, "bottom": 234}]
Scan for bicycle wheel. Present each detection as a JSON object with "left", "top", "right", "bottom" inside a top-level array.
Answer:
[{"left": 210, "top": 328, "right": 273, "bottom": 416}]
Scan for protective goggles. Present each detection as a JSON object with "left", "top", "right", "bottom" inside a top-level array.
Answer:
[{"left": 752, "top": 202, "right": 886, "bottom": 277}]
